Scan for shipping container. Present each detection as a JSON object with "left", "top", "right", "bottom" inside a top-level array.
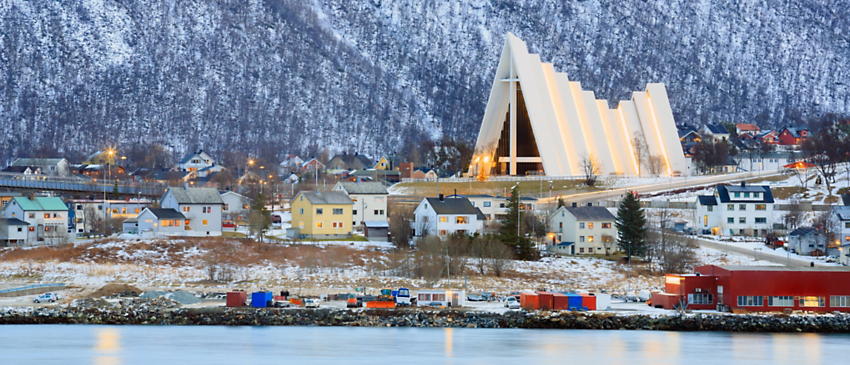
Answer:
[
  {"left": 520, "top": 292, "right": 539, "bottom": 310},
  {"left": 580, "top": 293, "right": 597, "bottom": 310},
  {"left": 535, "top": 291, "right": 554, "bottom": 310},
  {"left": 594, "top": 293, "right": 612, "bottom": 310},
  {"left": 650, "top": 292, "right": 684, "bottom": 309},
  {"left": 226, "top": 291, "right": 246, "bottom": 307},
  {"left": 552, "top": 293, "right": 570, "bottom": 310},
  {"left": 251, "top": 291, "right": 270, "bottom": 308},
  {"left": 566, "top": 294, "right": 583, "bottom": 310}
]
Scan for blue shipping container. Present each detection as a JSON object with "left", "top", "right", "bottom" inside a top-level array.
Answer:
[
  {"left": 567, "top": 294, "right": 583, "bottom": 309},
  {"left": 252, "top": 292, "right": 269, "bottom": 308}
]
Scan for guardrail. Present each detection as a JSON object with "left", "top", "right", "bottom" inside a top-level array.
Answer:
[
  {"left": 0, "top": 172, "right": 167, "bottom": 196},
  {"left": 0, "top": 283, "right": 66, "bottom": 297}
]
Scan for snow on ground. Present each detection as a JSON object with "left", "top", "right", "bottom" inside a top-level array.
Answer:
[{"left": 697, "top": 235, "right": 842, "bottom": 265}]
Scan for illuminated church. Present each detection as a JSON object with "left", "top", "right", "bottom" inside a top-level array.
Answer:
[{"left": 471, "top": 33, "right": 688, "bottom": 177}]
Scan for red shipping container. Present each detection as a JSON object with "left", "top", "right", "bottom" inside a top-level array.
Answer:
[
  {"left": 535, "top": 291, "right": 554, "bottom": 310},
  {"left": 226, "top": 291, "right": 247, "bottom": 307},
  {"left": 580, "top": 293, "right": 597, "bottom": 311},
  {"left": 552, "top": 293, "right": 569, "bottom": 310},
  {"left": 520, "top": 292, "right": 539, "bottom": 310}
]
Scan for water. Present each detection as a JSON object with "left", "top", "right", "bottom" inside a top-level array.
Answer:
[{"left": 1, "top": 325, "right": 847, "bottom": 364}]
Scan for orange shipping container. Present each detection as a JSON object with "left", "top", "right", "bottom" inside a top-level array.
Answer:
[
  {"left": 520, "top": 292, "right": 539, "bottom": 310},
  {"left": 535, "top": 291, "right": 554, "bottom": 310},
  {"left": 552, "top": 293, "right": 570, "bottom": 310},
  {"left": 580, "top": 293, "right": 597, "bottom": 311}
]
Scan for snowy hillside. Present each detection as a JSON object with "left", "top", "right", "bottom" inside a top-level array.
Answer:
[{"left": 1, "top": 0, "right": 848, "bottom": 162}]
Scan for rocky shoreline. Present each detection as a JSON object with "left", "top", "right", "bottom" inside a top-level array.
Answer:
[{"left": 2, "top": 300, "right": 850, "bottom": 333}]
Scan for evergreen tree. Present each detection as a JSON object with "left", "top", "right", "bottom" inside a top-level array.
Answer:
[
  {"left": 557, "top": 196, "right": 565, "bottom": 209},
  {"left": 111, "top": 181, "right": 119, "bottom": 200},
  {"left": 499, "top": 186, "right": 534, "bottom": 260},
  {"left": 615, "top": 191, "right": 647, "bottom": 258},
  {"left": 248, "top": 192, "right": 271, "bottom": 242}
]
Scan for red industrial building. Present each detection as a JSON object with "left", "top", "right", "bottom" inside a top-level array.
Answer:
[{"left": 652, "top": 265, "right": 850, "bottom": 313}]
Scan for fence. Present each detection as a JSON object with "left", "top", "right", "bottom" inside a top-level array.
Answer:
[
  {"left": 0, "top": 283, "right": 66, "bottom": 297},
  {"left": 0, "top": 172, "right": 166, "bottom": 196}
]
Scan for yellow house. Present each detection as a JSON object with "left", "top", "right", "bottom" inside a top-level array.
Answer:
[
  {"left": 290, "top": 191, "right": 354, "bottom": 239},
  {"left": 373, "top": 156, "right": 390, "bottom": 170}
]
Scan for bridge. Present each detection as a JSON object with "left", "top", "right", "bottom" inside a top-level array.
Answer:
[{"left": 0, "top": 173, "right": 168, "bottom": 197}]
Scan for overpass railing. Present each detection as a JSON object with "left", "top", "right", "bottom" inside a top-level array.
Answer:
[{"left": 0, "top": 172, "right": 168, "bottom": 196}]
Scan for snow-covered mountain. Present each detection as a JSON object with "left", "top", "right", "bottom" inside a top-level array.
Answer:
[{"left": 1, "top": 0, "right": 848, "bottom": 163}]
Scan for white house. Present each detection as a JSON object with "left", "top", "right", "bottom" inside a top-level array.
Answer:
[
  {"left": 416, "top": 289, "right": 465, "bottom": 307},
  {"left": 695, "top": 182, "right": 774, "bottom": 236},
  {"left": 0, "top": 218, "right": 29, "bottom": 246},
  {"left": 829, "top": 206, "right": 850, "bottom": 265},
  {"left": 177, "top": 150, "right": 224, "bottom": 177},
  {"left": 67, "top": 199, "right": 152, "bottom": 235},
  {"left": 700, "top": 124, "right": 730, "bottom": 143},
  {"left": 332, "top": 181, "right": 389, "bottom": 229},
  {"left": 413, "top": 196, "right": 482, "bottom": 238},
  {"left": 734, "top": 151, "right": 801, "bottom": 173},
  {"left": 279, "top": 155, "right": 303, "bottom": 175},
  {"left": 547, "top": 206, "right": 617, "bottom": 255},
  {"left": 160, "top": 187, "right": 224, "bottom": 236},
  {"left": 11, "top": 158, "right": 70, "bottom": 177},
  {"left": 446, "top": 194, "right": 538, "bottom": 226},
  {"left": 0, "top": 196, "right": 69, "bottom": 245},
  {"left": 787, "top": 227, "right": 829, "bottom": 257},
  {"left": 135, "top": 208, "right": 188, "bottom": 237},
  {"left": 220, "top": 191, "right": 251, "bottom": 221}
]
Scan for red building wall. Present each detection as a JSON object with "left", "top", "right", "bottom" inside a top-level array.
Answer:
[{"left": 778, "top": 130, "right": 799, "bottom": 145}]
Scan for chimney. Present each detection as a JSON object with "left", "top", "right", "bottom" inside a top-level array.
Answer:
[
  {"left": 587, "top": 203, "right": 592, "bottom": 207},
  {"left": 28, "top": 193, "right": 35, "bottom": 201},
  {"left": 741, "top": 181, "right": 746, "bottom": 187},
  {"left": 571, "top": 202, "right": 577, "bottom": 208},
  {"left": 439, "top": 194, "right": 444, "bottom": 201}
]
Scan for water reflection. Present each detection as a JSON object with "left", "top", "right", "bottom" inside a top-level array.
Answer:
[
  {"left": 444, "top": 328, "right": 453, "bottom": 358},
  {"left": 94, "top": 327, "right": 121, "bottom": 365}
]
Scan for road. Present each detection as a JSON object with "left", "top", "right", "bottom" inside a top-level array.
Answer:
[
  {"left": 548, "top": 170, "right": 783, "bottom": 205},
  {"left": 693, "top": 236, "right": 832, "bottom": 268}
]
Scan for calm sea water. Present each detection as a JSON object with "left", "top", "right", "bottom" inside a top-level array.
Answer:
[{"left": 0, "top": 325, "right": 847, "bottom": 364}]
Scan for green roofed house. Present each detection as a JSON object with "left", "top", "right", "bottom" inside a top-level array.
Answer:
[{"left": 1, "top": 196, "right": 69, "bottom": 246}]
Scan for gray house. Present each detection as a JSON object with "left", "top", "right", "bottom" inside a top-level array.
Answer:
[
  {"left": 11, "top": 158, "right": 70, "bottom": 177},
  {"left": 787, "top": 227, "right": 829, "bottom": 256}
]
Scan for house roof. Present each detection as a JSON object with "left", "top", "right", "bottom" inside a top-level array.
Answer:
[
  {"left": 328, "top": 154, "right": 372, "bottom": 169},
  {"left": 145, "top": 208, "right": 186, "bottom": 219},
  {"left": 841, "top": 194, "right": 850, "bottom": 206},
  {"left": 148, "top": 170, "right": 190, "bottom": 181},
  {"left": 779, "top": 125, "right": 807, "bottom": 138},
  {"left": 556, "top": 242, "right": 575, "bottom": 247},
  {"left": 563, "top": 206, "right": 615, "bottom": 221},
  {"left": 789, "top": 227, "right": 820, "bottom": 237},
  {"left": 11, "top": 197, "right": 67, "bottom": 211},
  {"left": 424, "top": 197, "right": 478, "bottom": 215},
  {"left": 715, "top": 265, "right": 850, "bottom": 272},
  {"left": 2, "top": 166, "right": 35, "bottom": 173},
  {"left": 716, "top": 184, "right": 774, "bottom": 203},
  {"left": 335, "top": 182, "right": 389, "bottom": 195},
  {"left": 496, "top": 196, "right": 538, "bottom": 202},
  {"left": 678, "top": 129, "right": 700, "bottom": 138},
  {"left": 705, "top": 124, "right": 729, "bottom": 134},
  {"left": 697, "top": 196, "right": 717, "bottom": 206},
  {"left": 350, "top": 170, "right": 400, "bottom": 177},
  {"left": 736, "top": 123, "right": 760, "bottom": 131},
  {"left": 832, "top": 206, "right": 850, "bottom": 221},
  {"left": 167, "top": 187, "right": 224, "bottom": 204},
  {"left": 475, "top": 208, "right": 487, "bottom": 220},
  {"left": 756, "top": 130, "right": 777, "bottom": 138},
  {"left": 364, "top": 221, "right": 389, "bottom": 228},
  {"left": 12, "top": 158, "right": 66, "bottom": 166},
  {"left": 447, "top": 194, "right": 495, "bottom": 198},
  {"left": 298, "top": 191, "right": 354, "bottom": 205},
  {"left": 0, "top": 218, "right": 29, "bottom": 226},
  {"left": 178, "top": 150, "right": 212, "bottom": 165}
]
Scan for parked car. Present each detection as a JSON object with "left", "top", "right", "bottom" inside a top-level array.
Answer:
[
  {"left": 638, "top": 290, "right": 652, "bottom": 302},
  {"left": 304, "top": 299, "right": 320, "bottom": 308},
  {"left": 34, "top": 293, "right": 59, "bottom": 303},
  {"left": 273, "top": 301, "right": 291, "bottom": 308},
  {"left": 504, "top": 297, "right": 521, "bottom": 309},
  {"left": 467, "top": 294, "right": 484, "bottom": 302}
]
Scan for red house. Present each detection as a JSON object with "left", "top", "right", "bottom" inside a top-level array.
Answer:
[
  {"left": 652, "top": 265, "right": 850, "bottom": 312},
  {"left": 778, "top": 126, "right": 809, "bottom": 145}
]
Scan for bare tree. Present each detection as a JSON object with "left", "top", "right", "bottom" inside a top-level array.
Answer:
[
  {"left": 82, "top": 205, "right": 99, "bottom": 238},
  {"left": 815, "top": 211, "right": 840, "bottom": 256},
  {"left": 580, "top": 154, "right": 602, "bottom": 187},
  {"left": 602, "top": 234, "right": 617, "bottom": 256},
  {"left": 803, "top": 131, "right": 842, "bottom": 195},
  {"left": 783, "top": 200, "right": 804, "bottom": 231},
  {"left": 785, "top": 165, "right": 811, "bottom": 190},
  {"left": 647, "top": 155, "right": 665, "bottom": 175},
  {"left": 389, "top": 206, "right": 414, "bottom": 248},
  {"left": 486, "top": 240, "right": 514, "bottom": 277},
  {"left": 632, "top": 133, "right": 648, "bottom": 176}
]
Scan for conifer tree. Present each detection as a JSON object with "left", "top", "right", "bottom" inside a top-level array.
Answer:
[
  {"left": 615, "top": 191, "right": 647, "bottom": 258},
  {"left": 499, "top": 186, "right": 534, "bottom": 260},
  {"left": 557, "top": 196, "right": 565, "bottom": 209}
]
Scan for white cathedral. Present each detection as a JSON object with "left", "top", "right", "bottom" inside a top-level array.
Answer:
[{"left": 471, "top": 33, "right": 688, "bottom": 177}]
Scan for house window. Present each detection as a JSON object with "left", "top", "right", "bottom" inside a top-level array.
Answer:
[
  {"left": 739, "top": 204, "right": 746, "bottom": 211},
  {"left": 29, "top": 226, "right": 35, "bottom": 232},
  {"left": 299, "top": 208, "right": 304, "bottom": 215},
  {"left": 203, "top": 207, "right": 207, "bottom": 213},
  {"left": 440, "top": 230, "right": 447, "bottom": 236},
  {"left": 440, "top": 217, "right": 447, "bottom": 223},
  {"left": 588, "top": 236, "right": 594, "bottom": 242},
  {"left": 688, "top": 294, "right": 714, "bottom": 305},
  {"left": 755, "top": 204, "right": 766, "bottom": 211},
  {"left": 353, "top": 210, "right": 358, "bottom": 215},
  {"left": 299, "top": 222, "right": 304, "bottom": 229},
  {"left": 135, "top": 208, "right": 140, "bottom": 214},
  {"left": 456, "top": 216, "right": 468, "bottom": 224},
  {"left": 316, "top": 208, "right": 323, "bottom": 215},
  {"left": 755, "top": 218, "right": 767, "bottom": 224},
  {"left": 830, "top": 296, "right": 850, "bottom": 307},
  {"left": 727, "top": 204, "right": 734, "bottom": 211},
  {"left": 374, "top": 210, "right": 379, "bottom": 215},
  {"left": 499, "top": 203, "right": 505, "bottom": 208},
  {"left": 588, "top": 247, "right": 593, "bottom": 253},
  {"left": 601, "top": 223, "right": 611, "bottom": 229},
  {"left": 734, "top": 192, "right": 740, "bottom": 198},
  {"left": 602, "top": 236, "right": 612, "bottom": 243},
  {"left": 559, "top": 222, "right": 563, "bottom": 228},
  {"left": 800, "top": 297, "right": 825, "bottom": 307},
  {"left": 121, "top": 208, "right": 126, "bottom": 214},
  {"left": 333, "top": 208, "right": 343, "bottom": 215},
  {"left": 76, "top": 205, "right": 83, "bottom": 210},
  {"left": 768, "top": 296, "right": 794, "bottom": 306},
  {"left": 706, "top": 205, "right": 713, "bottom": 212},
  {"left": 483, "top": 202, "right": 491, "bottom": 208},
  {"left": 44, "top": 213, "right": 50, "bottom": 219},
  {"left": 17, "top": 227, "right": 22, "bottom": 232},
  {"left": 112, "top": 209, "right": 118, "bottom": 214},
  {"left": 98, "top": 205, "right": 103, "bottom": 211},
  {"left": 183, "top": 206, "right": 190, "bottom": 212},
  {"left": 753, "top": 192, "right": 760, "bottom": 198},
  {"left": 704, "top": 215, "right": 708, "bottom": 227},
  {"left": 580, "top": 236, "right": 585, "bottom": 242},
  {"left": 737, "top": 296, "right": 763, "bottom": 306},
  {"left": 379, "top": 210, "right": 384, "bottom": 215},
  {"left": 845, "top": 222, "right": 850, "bottom": 229},
  {"left": 316, "top": 222, "right": 323, "bottom": 228},
  {"left": 744, "top": 192, "right": 750, "bottom": 198},
  {"left": 579, "top": 223, "right": 585, "bottom": 229},
  {"left": 739, "top": 217, "right": 746, "bottom": 224},
  {"left": 727, "top": 218, "right": 734, "bottom": 224},
  {"left": 29, "top": 213, "right": 35, "bottom": 219},
  {"left": 588, "top": 223, "right": 594, "bottom": 229},
  {"left": 184, "top": 220, "right": 190, "bottom": 225},
  {"left": 300, "top": 196, "right": 303, "bottom": 201},
  {"left": 202, "top": 219, "right": 208, "bottom": 226},
  {"left": 579, "top": 248, "right": 585, "bottom": 253}
]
